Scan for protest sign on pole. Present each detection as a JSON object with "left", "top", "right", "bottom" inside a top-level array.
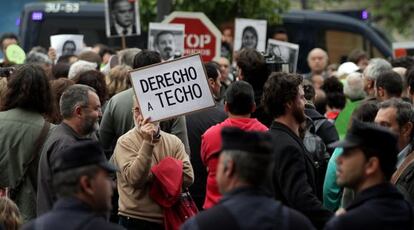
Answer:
[
  {"left": 50, "top": 34, "right": 84, "bottom": 60},
  {"left": 234, "top": 18, "right": 267, "bottom": 52},
  {"left": 148, "top": 23, "right": 185, "bottom": 61},
  {"left": 105, "top": 0, "right": 140, "bottom": 37},
  {"left": 130, "top": 54, "right": 215, "bottom": 121},
  {"left": 267, "top": 39, "right": 299, "bottom": 73}
]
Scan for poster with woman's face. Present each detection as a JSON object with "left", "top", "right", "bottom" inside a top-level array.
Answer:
[{"left": 234, "top": 18, "right": 267, "bottom": 52}]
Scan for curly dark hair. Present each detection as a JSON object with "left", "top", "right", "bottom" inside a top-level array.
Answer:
[
  {"left": 1, "top": 64, "right": 54, "bottom": 115},
  {"left": 72, "top": 70, "right": 108, "bottom": 104},
  {"left": 321, "top": 77, "right": 343, "bottom": 94},
  {"left": 262, "top": 72, "right": 302, "bottom": 118},
  {"left": 133, "top": 50, "right": 161, "bottom": 69},
  {"left": 235, "top": 48, "right": 269, "bottom": 92}
]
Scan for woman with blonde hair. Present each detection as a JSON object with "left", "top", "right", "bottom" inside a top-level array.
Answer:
[
  {"left": 0, "top": 197, "right": 22, "bottom": 230},
  {"left": 106, "top": 65, "right": 132, "bottom": 99}
]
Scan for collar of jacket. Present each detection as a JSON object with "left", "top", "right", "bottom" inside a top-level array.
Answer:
[
  {"left": 270, "top": 121, "right": 304, "bottom": 147},
  {"left": 346, "top": 183, "right": 403, "bottom": 210},
  {"left": 220, "top": 186, "right": 268, "bottom": 204}
]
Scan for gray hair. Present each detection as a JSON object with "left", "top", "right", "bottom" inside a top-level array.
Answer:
[
  {"left": 53, "top": 165, "right": 100, "bottom": 198},
  {"left": 25, "top": 51, "right": 52, "bottom": 65},
  {"left": 60, "top": 84, "right": 96, "bottom": 119},
  {"left": 118, "top": 48, "right": 141, "bottom": 67},
  {"left": 363, "top": 58, "right": 392, "bottom": 81},
  {"left": 379, "top": 98, "right": 413, "bottom": 129},
  {"left": 68, "top": 60, "right": 97, "bottom": 79},
  {"left": 221, "top": 149, "right": 273, "bottom": 187},
  {"left": 344, "top": 72, "right": 366, "bottom": 101}
]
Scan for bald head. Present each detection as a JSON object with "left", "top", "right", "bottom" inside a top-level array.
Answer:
[{"left": 307, "top": 48, "right": 328, "bottom": 74}]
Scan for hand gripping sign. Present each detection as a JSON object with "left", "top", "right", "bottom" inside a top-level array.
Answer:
[{"left": 130, "top": 54, "right": 215, "bottom": 122}]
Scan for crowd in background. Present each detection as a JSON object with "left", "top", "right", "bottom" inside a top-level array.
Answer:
[{"left": 0, "top": 28, "right": 414, "bottom": 230}]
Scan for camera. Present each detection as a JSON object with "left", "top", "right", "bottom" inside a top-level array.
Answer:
[{"left": 0, "top": 67, "right": 15, "bottom": 77}]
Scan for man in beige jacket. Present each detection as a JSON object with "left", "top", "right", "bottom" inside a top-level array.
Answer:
[{"left": 112, "top": 65, "right": 193, "bottom": 229}]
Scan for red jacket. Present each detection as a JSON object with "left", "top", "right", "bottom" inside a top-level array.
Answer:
[{"left": 201, "top": 118, "right": 268, "bottom": 209}]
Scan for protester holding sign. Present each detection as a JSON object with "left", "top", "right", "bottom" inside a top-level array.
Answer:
[{"left": 112, "top": 96, "right": 193, "bottom": 229}]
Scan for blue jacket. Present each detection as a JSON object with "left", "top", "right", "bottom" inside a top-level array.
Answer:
[
  {"left": 23, "top": 197, "right": 124, "bottom": 230},
  {"left": 324, "top": 183, "right": 413, "bottom": 230},
  {"left": 181, "top": 187, "right": 315, "bottom": 230}
]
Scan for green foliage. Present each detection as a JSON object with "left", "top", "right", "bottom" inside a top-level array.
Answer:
[
  {"left": 41, "top": 0, "right": 290, "bottom": 29},
  {"left": 173, "top": 0, "right": 289, "bottom": 26},
  {"left": 367, "top": 0, "right": 414, "bottom": 35}
]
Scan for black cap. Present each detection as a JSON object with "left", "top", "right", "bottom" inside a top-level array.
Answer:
[
  {"left": 221, "top": 127, "right": 273, "bottom": 154},
  {"left": 329, "top": 119, "right": 398, "bottom": 161},
  {"left": 52, "top": 140, "right": 117, "bottom": 173}
]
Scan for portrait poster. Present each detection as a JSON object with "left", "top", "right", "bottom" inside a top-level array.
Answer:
[
  {"left": 148, "top": 23, "right": 185, "bottom": 60},
  {"left": 50, "top": 34, "right": 84, "bottom": 60},
  {"left": 234, "top": 18, "right": 267, "bottom": 52},
  {"left": 105, "top": 0, "right": 141, "bottom": 37},
  {"left": 267, "top": 39, "right": 299, "bottom": 73}
]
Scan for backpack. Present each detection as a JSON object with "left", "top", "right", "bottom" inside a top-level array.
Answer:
[{"left": 303, "top": 118, "right": 331, "bottom": 198}]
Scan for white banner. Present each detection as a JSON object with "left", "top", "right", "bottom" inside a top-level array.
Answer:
[
  {"left": 130, "top": 54, "right": 215, "bottom": 121},
  {"left": 50, "top": 34, "right": 84, "bottom": 60},
  {"left": 234, "top": 18, "right": 267, "bottom": 52}
]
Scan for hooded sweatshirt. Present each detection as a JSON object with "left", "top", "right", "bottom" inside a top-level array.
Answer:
[{"left": 201, "top": 118, "right": 268, "bottom": 209}]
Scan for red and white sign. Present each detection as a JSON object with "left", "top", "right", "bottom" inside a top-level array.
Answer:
[
  {"left": 393, "top": 42, "right": 414, "bottom": 58},
  {"left": 163, "top": 11, "right": 221, "bottom": 62}
]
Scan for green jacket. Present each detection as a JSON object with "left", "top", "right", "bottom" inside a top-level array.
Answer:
[
  {"left": 335, "top": 99, "right": 361, "bottom": 140},
  {"left": 0, "top": 108, "right": 53, "bottom": 222}
]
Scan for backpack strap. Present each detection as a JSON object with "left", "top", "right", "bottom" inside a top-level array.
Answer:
[
  {"left": 9, "top": 121, "right": 50, "bottom": 199},
  {"left": 392, "top": 152, "right": 414, "bottom": 184},
  {"left": 196, "top": 205, "right": 239, "bottom": 230},
  {"left": 313, "top": 119, "right": 325, "bottom": 133}
]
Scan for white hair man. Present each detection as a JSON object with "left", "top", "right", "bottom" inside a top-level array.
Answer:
[{"left": 363, "top": 58, "right": 392, "bottom": 97}]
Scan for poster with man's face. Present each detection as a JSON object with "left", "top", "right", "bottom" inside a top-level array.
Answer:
[
  {"left": 50, "top": 34, "right": 84, "bottom": 60},
  {"left": 234, "top": 18, "right": 267, "bottom": 52},
  {"left": 105, "top": 0, "right": 141, "bottom": 37},
  {"left": 148, "top": 23, "right": 185, "bottom": 61},
  {"left": 267, "top": 39, "right": 299, "bottom": 73}
]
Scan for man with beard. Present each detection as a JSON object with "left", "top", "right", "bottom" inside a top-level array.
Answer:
[
  {"left": 37, "top": 84, "right": 102, "bottom": 215},
  {"left": 262, "top": 72, "right": 332, "bottom": 229},
  {"left": 154, "top": 31, "right": 177, "bottom": 61}
]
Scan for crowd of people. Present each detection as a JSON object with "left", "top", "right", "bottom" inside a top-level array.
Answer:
[{"left": 0, "top": 29, "right": 414, "bottom": 230}]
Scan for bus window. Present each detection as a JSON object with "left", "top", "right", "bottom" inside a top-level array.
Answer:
[{"left": 325, "top": 30, "right": 364, "bottom": 64}]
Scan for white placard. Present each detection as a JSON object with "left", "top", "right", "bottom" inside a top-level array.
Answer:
[
  {"left": 267, "top": 39, "right": 299, "bottom": 73},
  {"left": 50, "top": 34, "right": 84, "bottom": 60},
  {"left": 130, "top": 54, "right": 215, "bottom": 121},
  {"left": 148, "top": 23, "right": 185, "bottom": 61},
  {"left": 105, "top": 0, "right": 141, "bottom": 37},
  {"left": 234, "top": 18, "right": 267, "bottom": 52}
]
